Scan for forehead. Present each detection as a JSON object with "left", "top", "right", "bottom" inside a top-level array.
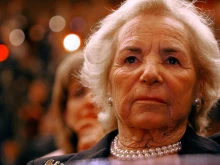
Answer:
[{"left": 117, "top": 13, "right": 189, "bottom": 45}]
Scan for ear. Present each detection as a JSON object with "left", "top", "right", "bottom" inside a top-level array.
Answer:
[
  {"left": 107, "top": 80, "right": 112, "bottom": 97},
  {"left": 195, "top": 79, "right": 204, "bottom": 99}
]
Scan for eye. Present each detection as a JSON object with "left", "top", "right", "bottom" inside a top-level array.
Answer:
[
  {"left": 71, "top": 87, "right": 87, "bottom": 98},
  {"left": 125, "top": 56, "right": 137, "bottom": 64},
  {"left": 166, "top": 57, "right": 180, "bottom": 65}
]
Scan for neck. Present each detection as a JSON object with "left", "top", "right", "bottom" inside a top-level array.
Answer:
[{"left": 117, "top": 123, "right": 186, "bottom": 149}]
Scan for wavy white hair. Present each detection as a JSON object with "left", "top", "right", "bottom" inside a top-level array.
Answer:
[{"left": 80, "top": 0, "right": 220, "bottom": 135}]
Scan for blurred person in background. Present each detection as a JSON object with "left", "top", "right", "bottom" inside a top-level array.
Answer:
[
  {"left": 17, "top": 78, "right": 51, "bottom": 143},
  {"left": 15, "top": 77, "right": 56, "bottom": 165},
  {"left": 0, "top": 139, "right": 20, "bottom": 165},
  {"left": 15, "top": 113, "right": 57, "bottom": 165},
  {"left": 43, "top": 51, "right": 104, "bottom": 157}
]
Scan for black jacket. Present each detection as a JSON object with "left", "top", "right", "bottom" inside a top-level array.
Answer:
[{"left": 27, "top": 126, "right": 220, "bottom": 165}]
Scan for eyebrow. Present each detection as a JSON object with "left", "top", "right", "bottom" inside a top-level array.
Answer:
[
  {"left": 119, "top": 46, "right": 142, "bottom": 54},
  {"left": 162, "top": 47, "right": 179, "bottom": 53}
]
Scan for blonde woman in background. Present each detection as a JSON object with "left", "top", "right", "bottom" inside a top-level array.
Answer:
[{"left": 44, "top": 51, "right": 104, "bottom": 157}]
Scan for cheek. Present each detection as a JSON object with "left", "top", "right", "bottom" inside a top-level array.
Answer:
[
  {"left": 110, "top": 67, "right": 139, "bottom": 96},
  {"left": 170, "top": 93, "right": 192, "bottom": 119},
  {"left": 110, "top": 68, "right": 138, "bottom": 120},
  {"left": 167, "top": 73, "right": 197, "bottom": 119},
  {"left": 65, "top": 100, "right": 79, "bottom": 126}
]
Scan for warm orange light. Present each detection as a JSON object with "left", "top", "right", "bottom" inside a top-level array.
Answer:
[
  {"left": 0, "top": 44, "right": 9, "bottom": 62},
  {"left": 63, "top": 34, "right": 81, "bottom": 52}
]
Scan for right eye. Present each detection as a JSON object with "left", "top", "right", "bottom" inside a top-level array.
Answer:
[
  {"left": 125, "top": 56, "right": 137, "bottom": 64},
  {"left": 166, "top": 57, "right": 180, "bottom": 65},
  {"left": 72, "top": 87, "right": 86, "bottom": 98}
]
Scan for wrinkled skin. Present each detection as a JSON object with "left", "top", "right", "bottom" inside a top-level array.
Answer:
[{"left": 108, "top": 13, "right": 201, "bottom": 149}]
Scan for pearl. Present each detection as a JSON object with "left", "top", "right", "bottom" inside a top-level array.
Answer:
[
  {"left": 149, "top": 148, "right": 155, "bottom": 153},
  {"left": 167, "top": 145, "right": 172, "bottom": 149},
  {"left": 158, "top": 151, "right": 164, "bottom": 157},
  {"left": 144, "top": 153, "right": 150, "bottom": 157},
  {"left": 155, "top": 147, "right": 161, "bottom": 152},
  {"left": 164, "top": 150, "right": 169, "bottom": 155},
  {"left": 162, "top": 146, "right": 167, "bottom": 151},
  {"left": 110, "top": 135, "right": 182, "bottom": 160},
  {"left": 143, "top": 149, "right": 148, "bottom": 154},
  {"left": 151, "top": 152, "right": 157, "bottom": 158}
]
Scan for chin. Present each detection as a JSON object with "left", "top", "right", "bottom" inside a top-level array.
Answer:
[
  {"left": 130, "top": 116, "right": 170, "bottom": 130},
  {"left": 136, "top": 123, "right": 168, "bottom": 130}
]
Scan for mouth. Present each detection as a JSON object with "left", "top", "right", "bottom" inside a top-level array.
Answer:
[
  {"left": 74, "top": 118, "right": 99, "bottom": 132},
  {"left": 135, "top": 97, "right": 166, "bottom": 104}
]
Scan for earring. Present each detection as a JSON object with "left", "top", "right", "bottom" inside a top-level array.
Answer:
[
  {"left": 108, "top": 97, "right": 113, "bottom": 107},
  {"left": 193, "top": 98, "right": 201, "bottom": 107}
]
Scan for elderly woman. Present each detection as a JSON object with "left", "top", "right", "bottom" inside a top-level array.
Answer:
[{"left": 27, "top": 0, "right": 220, "bottom": 164}]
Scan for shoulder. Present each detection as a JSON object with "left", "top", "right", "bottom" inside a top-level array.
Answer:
[
  {"left": 26, "top": 130, "right": 118, "bottom": 165},
  {"left": 42, "top": 149, "right": 65, "bottom": 158},
  {"left": 180, "top": 126, "right": 220, "bottom": 154},
  {"left": 26, "top": 154, "right": 74, "bottom": 165},
  {"left": 209, "top": 132, "right": 220, "bottom": 145}
]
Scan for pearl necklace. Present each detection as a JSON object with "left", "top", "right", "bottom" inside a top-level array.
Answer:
[{"left": 110, "top": 135, "right": 181, "bottom": 160}]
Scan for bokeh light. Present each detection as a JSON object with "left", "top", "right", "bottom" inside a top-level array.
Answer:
[
  {"left": 49, "top": 15, "right": 66, "bottom": 32},
  {"left": 9, "top": 29, "right": 25, "bottom": 46},
  {"left": 0, "top": 44, "right": 9, "bottom": 62},
  {"left": 29, "top": 25, "right": 45, "bottom": 41},
  {"left": 70, "top": 17, "right": 87, "bottom": 33},
  {"left": 63, "top": 34, "right": 81, "bottom": 52}
]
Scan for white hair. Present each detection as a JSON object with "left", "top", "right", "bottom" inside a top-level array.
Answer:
[{"left": 80, "top": 0, "right": 220, "bottom": 135}]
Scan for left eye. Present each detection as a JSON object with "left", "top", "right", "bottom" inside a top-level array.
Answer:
[
  {"left": 73, "top": 87, "right": 86, "bottom": 97},
  {"left": 125, "top": 56, "right": 137, "bottom": 64},
  {"left": 166, "top": 57, "right": 180, "bottom": 65}
]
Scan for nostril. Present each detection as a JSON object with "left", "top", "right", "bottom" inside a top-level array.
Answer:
[{"left": 139, "top": 66, "right": 163, "bottom": 85}]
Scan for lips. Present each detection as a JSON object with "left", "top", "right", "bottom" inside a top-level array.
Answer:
[
  {"left": 74, "top": 118, "right": 99, "bottom": 132},
  {"left": 135, "top": 96, "right": 166, "bottom": 104}
]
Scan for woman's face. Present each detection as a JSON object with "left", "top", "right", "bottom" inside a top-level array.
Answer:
[
  {"left": 65, "top": 80, "right": 100, "bottom": 136},
  {"left": 109, "top": 14, "right": 200, "bottom": 130}
]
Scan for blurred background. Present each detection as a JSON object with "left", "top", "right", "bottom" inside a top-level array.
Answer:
[{"left": 0, "top": 0, "right": 220, "bottom": 164}]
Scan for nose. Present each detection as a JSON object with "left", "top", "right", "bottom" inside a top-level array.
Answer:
[
  {"left": 81, "top": 93, "right": 97, "bottom": 115},
  {"left": 84, "top": 92, "right": 95, "bottom": 107},
  {"left": 139, "top": 60, "right": 163, "bottom": 85}
]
